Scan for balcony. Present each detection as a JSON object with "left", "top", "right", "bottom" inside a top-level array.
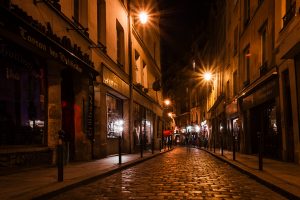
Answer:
[{"left": 283, "top": 1, "right": 296, "bottom": 28}]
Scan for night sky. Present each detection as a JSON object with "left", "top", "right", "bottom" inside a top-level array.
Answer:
[{"left": 159, "top": 0, "right": 214, "bottom": 95}]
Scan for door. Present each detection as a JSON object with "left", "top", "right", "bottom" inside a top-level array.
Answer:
[{"left": 61, "top": 69, "right": 75, "bottom": 161}]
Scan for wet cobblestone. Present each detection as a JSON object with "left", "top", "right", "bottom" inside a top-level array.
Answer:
[{"left": 52, "top": 147, "right": 287, "bottom": 200}]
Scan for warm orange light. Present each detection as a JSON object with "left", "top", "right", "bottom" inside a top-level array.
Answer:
[
  {"left": 204, "top": 72, "right": 212, "bottom": 81},
  {"left": 164, "top": 99, "right": 171, "bottom": 106},
  {"left": 168, "top": 112, "right": 172, "bottom": 117},
  {"left": 139, "top": 11, "right": 148, "bottom": 24}
]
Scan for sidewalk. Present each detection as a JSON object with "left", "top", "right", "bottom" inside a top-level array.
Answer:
[
  {"left": 0, "top": 149, "right": 171, "bottom": 200},
  {"left": 202, "top": 147, "right": 300, "bottom": 200}
]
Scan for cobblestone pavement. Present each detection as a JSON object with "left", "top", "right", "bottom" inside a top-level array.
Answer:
[{"left": 51, "top": 147, "right": 287, "bottom": 200}]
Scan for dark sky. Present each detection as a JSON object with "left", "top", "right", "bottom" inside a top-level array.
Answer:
[{"left": 158, "top": 0, "right": 214, "bottom": 94}]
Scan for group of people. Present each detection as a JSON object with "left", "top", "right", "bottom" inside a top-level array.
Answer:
[{"left": 184, "top": 132, "right": 208, "bottom": 149}]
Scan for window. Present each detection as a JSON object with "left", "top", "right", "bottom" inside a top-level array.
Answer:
[
  {"left": 233, "top": 71, "right": 238, "bottom": 95},
  {"left": 74, "top": 0, "right": 79, "bottom": 23},
  {"left": 233, "top": 26, "right": 238, "bottom": 55},
  {"left": 261, "top": 26, "right": 267, "bottom": 64},
  {"left": 226, "top": 80, "right": 230, "bottom": 101},
  {"left": 97, "top": 0, "right": 106, "bottom": 45},
  {"left": 244, "top": 0, "right": 250, "bottom": 26},
  {"left": 0, "top": 54, "right": 45, "bottom": 146},
  {"left": 135, "top": 50, "right": 141, "bottom": 84},
  {"left": 116, "top": 20, "right": 125, "bottom": 67},
  {"left": 73, "top": 0, "right": 88, "bottom": 32},
  {"left": 142, "top": 61, "right": 147, "bottom": 88},
  {"left": 243, "top": 45, "right": 250, "bottom": 85},
  {"left": 107, "top": 94, "right": 123, "bottom": 138},
  {"left": 283, "top": 0, "right": 296, "bottom": 27}
]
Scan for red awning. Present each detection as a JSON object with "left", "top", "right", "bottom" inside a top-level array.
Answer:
[{"left": 163, "top": 130, "right": 173, "bottom": 136}]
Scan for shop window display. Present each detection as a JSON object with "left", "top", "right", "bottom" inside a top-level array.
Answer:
[
  {"left": 106, "top": 94, "right": 123, "bottom": 138},
  {"left": 0, "top": 56, "right": 45, "bottom": 145}
]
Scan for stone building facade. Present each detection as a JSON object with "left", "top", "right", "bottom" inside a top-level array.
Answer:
[{"left": 0, "top": 0, "right": 162, "bottom": 168}]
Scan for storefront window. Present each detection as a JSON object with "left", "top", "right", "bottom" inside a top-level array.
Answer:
[
  {"left": 106, "top": 94, "right": 123, "bottom": 138},
  {"left": 0, "top": 54, "right": 45, "bottom": 145},
  {"left": 132, "top": 103, "right": 153, "bottom": 147}
]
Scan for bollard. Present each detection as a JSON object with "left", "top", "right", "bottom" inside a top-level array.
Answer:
[
  {"left": 57, "top": 144, "right": 64, "bottom": 182},
  {"left": 221, "top": 135, "right": 224, "bottom": 156},
  {"left": 213, "top": 135, "right": 216, "bottom": 153},
  {"left": 159, "top": 139, "right": 162, "bottom": 152},
  {"left": 258, "top": 131, "right": 263, "bottom": 170},
  {"left": 118, "top": 136, "right": 122, "bottom": 165},
  {"left": 151, "top": 138, "right": 154, "bottom": 154},
  {"left": 233, "top": 135, "right": 236, "bottom": 161},
  {"left": 140, "top": 138, "right": 143, "bottom": 158}
]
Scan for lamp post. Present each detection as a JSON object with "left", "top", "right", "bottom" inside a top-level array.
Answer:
[
  {"left": 202, "top": 71, "right": 216, "bottom": 153},
  {"left": 162, "top": 99, "right": 172, "bottom": 151}
]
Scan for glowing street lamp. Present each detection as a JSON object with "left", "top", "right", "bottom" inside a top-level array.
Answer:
[
  {"left": 204, "top": 72, "right": 212, "bottom": 81},
  {"left": 139, "top": 11, "right": 148, "bottom": 24},
  {"left": 164, "top": 99, "right": 171, "bottom": 106}
]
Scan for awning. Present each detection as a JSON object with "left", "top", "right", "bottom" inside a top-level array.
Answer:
[{"left": 163, "top": 130, "right": 173, "bottom": 136}]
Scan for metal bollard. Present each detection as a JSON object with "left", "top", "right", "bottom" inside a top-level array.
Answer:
[
  {"left": 151, "top": 138, "right": 154, "bottom": 154},
  {"left": 118, "top": 136, "right": 122, "bottom": 165},
  {"left": 233, "top": 135, "right": 236, "bottom": 161},
  {"left": 258, "top": 131, "right": 263, "bottom": 170},
  {"left": 140, "top": 139, "right": 143, "bottom": 158},
  {"left": 57, "top": 144, "right": 64, "bottom": 182}
]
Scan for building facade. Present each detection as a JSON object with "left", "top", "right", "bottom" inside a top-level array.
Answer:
[
  {"left": 216, "top": 0, "right": 300, "bottom": 164},
  {"left": 275, "top": 0, "right": 300, "bottom": 163},
  {"left": 0, "top": 0, "right": 162, "bottom": 168}
]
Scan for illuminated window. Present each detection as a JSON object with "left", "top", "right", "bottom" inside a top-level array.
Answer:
[
  {"left": 107, "top": 94, "right": 123, "bottom": 138},
  {"left": 243, "top": 45, "right": 250, "bottom": 84}
]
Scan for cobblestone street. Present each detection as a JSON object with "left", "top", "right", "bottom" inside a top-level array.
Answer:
[{"left": 51, "top": 147, "right": 287, "bottom": 200}]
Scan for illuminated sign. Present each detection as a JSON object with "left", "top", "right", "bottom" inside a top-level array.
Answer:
[{"left": 103, "top": 67, "right": 129, "bottom": 97}]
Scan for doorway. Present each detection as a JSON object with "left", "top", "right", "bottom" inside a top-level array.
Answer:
[{"left": 61, "top": 69, "right": 75, "bottom": 161}]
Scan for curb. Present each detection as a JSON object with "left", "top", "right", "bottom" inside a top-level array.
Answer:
[
  {"left": 201, "top": 148, "right": 300, "bottom": 200},
  {"left": 30, "top": 149, "right": 173, "bottom": 200}
]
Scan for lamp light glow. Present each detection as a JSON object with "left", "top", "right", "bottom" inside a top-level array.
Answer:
[
  {"left": 139, "top": 11, "right": 148, "bottom": 24},
  {"left": 204, "top": 72, "right": 212, "bottom": 81}
]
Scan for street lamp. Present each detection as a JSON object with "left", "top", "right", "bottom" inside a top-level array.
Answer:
[
  {"left": 164, "top": 99, "right": 171, "bottom": 106},
  {"left": 204, "top": 72, "right": 212, "bottom": 81},
  {"left": 139, "top": 11, "right": 148, "bottom": 24},
  {"left": 202, "top": 70, "right": 214, "bottom": 152}
]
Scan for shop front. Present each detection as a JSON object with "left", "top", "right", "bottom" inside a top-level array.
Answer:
[
  {"left": 0, "top": 4, "right": 98, "bottom": 167},
  {"left": 225, "top": 99, "right": 239, "bottom": 151},
  {"left": 133, "top": 102, "right": 154, "bottom": 152},
  {"left": 96, "top": 65, "right": 129, "bottom": 156},
  {"left": 239, "top": 75, "right": 282, "bottom": 160}
]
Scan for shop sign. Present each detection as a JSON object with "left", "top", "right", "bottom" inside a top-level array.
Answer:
[
  {"left": 103, "top": 67, "right": 129, "bottom": 97},
  {"left": 242, "top": 80, "right": 276, "bottom": 109},
  {"left": 226, "top": 100, "right": 237, "bottom": 115},
  {"left": 18, "top": 26, "right": 82, "bottom": 73}
]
